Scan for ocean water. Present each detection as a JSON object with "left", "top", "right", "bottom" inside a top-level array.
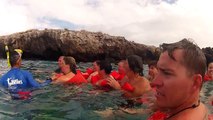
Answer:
[{"left": 0, "top": 59, "right": 212, "bottom": 120}]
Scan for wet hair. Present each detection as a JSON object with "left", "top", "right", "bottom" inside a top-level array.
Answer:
[
  {"left": 207, "top": 61, "right": 213, "bottom": 67},
  {"left": 127, "top": 55, "right": 144, "bottom": 76},
  {"left": 148, "top": 60, "right": 158, "bottom": 68},
  {"left": 63, "top": 56, "right": 77, "bottom": 74},
  {"left": 94, "top": 60, "right": 101, "bottom": 66},
  {"left": 160, "top": 38, "right": 206, "bottom": 78},
  {"left": 99, "top": 60, "right": 112, "bottom": 75},
  {"left": 9, "top": 51, "right": 21, "bottom": 67}
]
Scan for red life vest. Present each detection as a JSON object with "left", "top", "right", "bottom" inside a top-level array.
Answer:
[
  {"left": 91, "top": 75, "right": 100, "bottom": 85},
  {"left": 86, "top": 68, "right": 94, "bottom": 75},
  {"left": 110, "top": 71, "right": 125, "bottom": 81},
  {"left": 79, "top": 68, "right": 94, "bottom": 79},
  {"left": 148, "top": 111, "right": 168, "bottom": 120},
  {"left": 91, "top": 75, "right": 110, "bottom": 87},
  {"left": 66, "top": 72, "right": 87, "bottom": 85},
  {"left": 18, "top": 91, "right": 31, "bottom": 100},
  {"left": 122, "top": 82, "right": 135, "bottom": 92},
  {"left": 204, "top": 74, "right": 212, "bottom": 82},
  {"left": 110, "top": 71, "right": 120, "bottom": 79}
]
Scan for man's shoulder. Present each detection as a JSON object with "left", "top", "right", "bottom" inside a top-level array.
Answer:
[
  {"left": 19, "top": 69, "right": 31, "bottom": 75},
  {"left": 172, "top": 103, "right": 208, "bottom": 120}
]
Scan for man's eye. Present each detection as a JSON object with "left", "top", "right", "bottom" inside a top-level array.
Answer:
[{"left": 163, "top": 71, "right": 172, "bottom": 75}]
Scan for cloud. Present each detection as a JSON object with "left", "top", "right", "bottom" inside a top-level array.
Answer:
[{"left": 0, "top": 0, "right": 213, "bottom": 48}]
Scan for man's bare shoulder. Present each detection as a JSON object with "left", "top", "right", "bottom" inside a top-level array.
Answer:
[{"left": 170, "top": 103, "right": 208, "bottom": 120}]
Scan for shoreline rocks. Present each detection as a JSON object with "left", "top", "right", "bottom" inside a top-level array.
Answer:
[
  {"left": 0, "top": 29, "right": 160, "bottom": 63},
  {"left": 0, "top": 29, "right": 212, "bottom": 64}
]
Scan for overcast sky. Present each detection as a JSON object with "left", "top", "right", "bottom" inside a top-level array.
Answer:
[{"left": 0, "top": 0, "right": 212, "bottom": 47}]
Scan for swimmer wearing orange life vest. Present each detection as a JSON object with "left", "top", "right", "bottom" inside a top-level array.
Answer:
[
  {"left": 55, "top": 56, "right": 65, "bottom": 73},
  {"left": 110, "top": 60, "right": 126, "bottom": 81},
  {"left": 147, "top": 60, "right": 158, "bottom": 82},
  {"left": 107, "top": 55, "right": 151, "bottom": 98},
  {"left": 204, "top": 61, "right": 213, "bottom": 81},
  {"left": 51, "top": 56, "right": 65, "bottom": 79},
  {"left": 86, "top": 60, "right": 100, "bottom": 81},
  {"left": 51, "top": 56, "right": 87, "bottom": 84},
  {"left": 90, "top": 60, "right": 113, "bottom": 90}
]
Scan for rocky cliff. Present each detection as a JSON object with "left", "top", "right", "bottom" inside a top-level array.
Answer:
[{"left": 0, "top": 29, "right": 160, "bottom": 62}]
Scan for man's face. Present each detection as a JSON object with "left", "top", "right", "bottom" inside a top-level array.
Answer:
[
  {"left": 93, "top": 62, "right": 100, "bottom": 71},
  {"left": 207, "top": 63, "right": 213, "bottom": 77},
  {"left": 61, "top": 64, "right": 70, "bottom": 74},
  {"left": 118, "top": 62, "right": 125, "bottom": 74},
  {"left": 58, "top": 56, "right": 65, "bottom": 68},
  {"left": 149, "top": 65, "right": 158, "bottom": 79},
  {"left": 123, "top": 60, "right": 130, "bottom": 74},
  {"left": 152, "top": 50, "right": 195, "bottom": 109}
]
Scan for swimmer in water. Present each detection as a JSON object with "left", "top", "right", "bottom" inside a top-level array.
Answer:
[
  {"left": 0, "top": 49, "right": 49, "bottom": 99},
  {"left": 149, "top": 39, "right": 209, "bottom": 120}
]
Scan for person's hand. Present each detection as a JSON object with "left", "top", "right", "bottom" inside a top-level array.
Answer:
[
  {"left": 107, "top": 77, "right": 121, "bottom": 90},
  {"left": 35, "top": 79, "right": 44, "bottom": 83}
]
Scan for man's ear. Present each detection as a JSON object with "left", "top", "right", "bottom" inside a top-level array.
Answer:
[
  {"left": 16, "top": 57, "right": 22, "bottom": 65},
  {"left": 192, "top": 74, "right": 202, "bottom": 91}
]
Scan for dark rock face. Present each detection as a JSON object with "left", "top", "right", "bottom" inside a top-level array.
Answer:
[
  {"left": 0, "top": 29, "right": 212, "bottom": 64},
  {"left": 0, "top": 29, "right": 159, "bottom": 62}
]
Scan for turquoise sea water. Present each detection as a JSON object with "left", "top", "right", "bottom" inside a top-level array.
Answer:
[{"left": 0, "top": 59, "right": 212, "bottom": 120}]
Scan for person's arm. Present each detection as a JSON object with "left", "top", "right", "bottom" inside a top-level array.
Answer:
[
  {"left": 107, "top": 77, "right": 121, "bottom": 90},
  {"left": 25, "top": 71, "right": 41, "bottom": 88},
  {"left": 126, "top": 78, "right": 151, "bottom": 98}
]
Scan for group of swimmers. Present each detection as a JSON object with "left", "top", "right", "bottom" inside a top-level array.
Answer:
[
  {"left": 0, "top": 38, "right": 212, "bottom": 120},
  {"left": 49, "top": 55, "right": 151, "bottom": 99}
]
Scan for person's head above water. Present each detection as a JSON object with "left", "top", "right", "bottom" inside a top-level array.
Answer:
[
  {"left": 9, "top": 50, "right": 22, "bottom": 68},
  {"left": 98, "top": 60, "right": 112, "bottom": 76},
  {"left": 61, "top": 56, "right": 77, "bottom": 74},
  {"left": 93, "top": 60, "right": 100, "bottom": 72},
  {"left": 124, "top": 55, "right": 143, "bottom": 76},
  {"left": 58, "top": 56, "right": 65, "bottom": 68},
  {"left": 151, "top": 39, "right": 206, "bottom": 117},
  {"left": 148, "top": 60, "right": 158, "bottom": 81},
  {"left": 207, "top": 61, "right": 213, "bottom": 78},
  {"left": 118, "top": 60, "right": 126, "bottom": 74}
]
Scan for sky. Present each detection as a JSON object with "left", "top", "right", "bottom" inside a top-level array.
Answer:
[{"left": 0, "top": 0, "right": 213, "bottom": 48}]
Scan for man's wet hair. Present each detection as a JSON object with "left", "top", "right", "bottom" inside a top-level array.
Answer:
[
  {"left": 127, "top": 55, "right": 144, "bottom": 76},
  {"left": 63, "top": 56, "right": 77, "bottom": 74},
  {"left": 99, "top": 60, "right": 112, "bottom": 75},
  {"left": 160, "top": 38, "right": 206, "bottom": 78},
  {"left": 9, "top": 50, "right": 21, "bottom": 67}
]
